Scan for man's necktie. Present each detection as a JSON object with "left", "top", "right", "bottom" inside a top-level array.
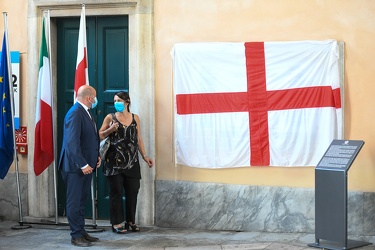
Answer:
[{"left": 88, "top": 109, "right": 97, "bottom": 130}]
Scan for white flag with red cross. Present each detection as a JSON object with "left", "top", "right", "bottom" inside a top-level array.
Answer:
[
  {"left": 73, "top": 5, "right": 89, "bottom": 101},
  {"left": 172, "top": 41, "right": 342, "bottom": 168}
]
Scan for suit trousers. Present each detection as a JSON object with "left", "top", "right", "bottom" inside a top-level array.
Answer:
[
  {"left": 61, "top": 170, "right": 92, "bottom": 239},
  {"left": 106, "top": 173, "right": 140, "bottom": 225}
]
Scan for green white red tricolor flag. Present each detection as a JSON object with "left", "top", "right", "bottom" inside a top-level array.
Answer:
[{"left": 34, "top": 17, "right": 53, "bottom": 176}]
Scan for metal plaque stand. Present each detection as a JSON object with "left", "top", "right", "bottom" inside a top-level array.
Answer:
[{"left": 308, "top": 140, "right": 371, "bottom": 250}]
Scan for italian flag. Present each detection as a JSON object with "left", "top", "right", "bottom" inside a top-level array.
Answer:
[{"left": 34, "top": 17, "right": 54, "bottom": 176}]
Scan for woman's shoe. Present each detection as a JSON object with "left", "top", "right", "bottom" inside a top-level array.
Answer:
[
  {"left": 125, "top": 222, "right": 140, "bottom": 232},
  {"left": 112, "top": 225, "right": 128, "bottom": 234}
]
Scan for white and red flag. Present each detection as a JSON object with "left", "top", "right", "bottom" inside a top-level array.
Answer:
[
  {"left": 172, "top": 41, "right": 342, "bottom": 168},
  {"left": 73, "top": 5, "right": 89, "bottom": 101},
  {"left": 34, "top": 17, "right": 54, "bottom": 176}
]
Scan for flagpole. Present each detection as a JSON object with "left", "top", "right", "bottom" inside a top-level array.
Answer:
[
  {"left": 3, "top": 12, "right": 26, "bottom": 228},
  {"left": 81, "top": 3, "right": 97, "bottom": 228},
  {"left": 44, "top": 10, "right": 59, "bottom": 225},
  {"left": 4, "top": 11, "right": 22, "bottom": 223}
]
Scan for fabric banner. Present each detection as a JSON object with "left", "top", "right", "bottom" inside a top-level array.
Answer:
[
  {"left": 73, "top": 5, "right": 89, "bottom": 101},
  {"left": 0, "top": 32, "right": 14, "bottom": 179},
  {"left": 34, "top": 17, "right": 54, "bottom": 176},
  {"left": 172, "top": 41, "right": 342, "bottom": 168}
]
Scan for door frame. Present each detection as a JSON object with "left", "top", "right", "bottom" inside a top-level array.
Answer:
[{"left": 27, "top": 1, "right": 155, "bottom": 226}]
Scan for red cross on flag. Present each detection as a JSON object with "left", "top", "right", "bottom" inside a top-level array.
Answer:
[{"left": 172, "top": 41, "right": 342, "bottom": 168}]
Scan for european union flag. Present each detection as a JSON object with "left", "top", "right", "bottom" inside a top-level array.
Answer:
[{"left": 0, "top": 33, "right": 14, "bottom": 179}]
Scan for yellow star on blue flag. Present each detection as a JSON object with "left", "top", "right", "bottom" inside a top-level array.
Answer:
[{"left": 0, "top": 32, "right": 14, "bottom": 179}]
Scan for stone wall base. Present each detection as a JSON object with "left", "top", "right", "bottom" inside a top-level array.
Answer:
[
  {"left": 155, "top": 180, "right": 375, "bottom": 236},
  {"left": 0, "top": 173, "right": 28, "bottom": 221}
]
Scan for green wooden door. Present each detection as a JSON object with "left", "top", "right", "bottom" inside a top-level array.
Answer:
[{"left": 57, "top": 16, "right": 129, "bottom": 219}]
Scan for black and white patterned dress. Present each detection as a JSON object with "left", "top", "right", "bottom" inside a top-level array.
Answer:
[{"left": 103, "top": 113, "right": 141, "bottom": 179}]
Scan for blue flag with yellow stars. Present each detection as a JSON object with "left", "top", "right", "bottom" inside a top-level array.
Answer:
[{"left": 0, "top": 33, "right": 14, "bottom": 179}]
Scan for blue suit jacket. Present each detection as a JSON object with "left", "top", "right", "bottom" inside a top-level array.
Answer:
[{"left": 58, "top": 102, "right": 99, "bottom": 172}]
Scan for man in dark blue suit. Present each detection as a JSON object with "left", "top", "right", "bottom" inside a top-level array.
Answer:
[{"left": 59, "top": 85, "right": 101, "bottom": 247}]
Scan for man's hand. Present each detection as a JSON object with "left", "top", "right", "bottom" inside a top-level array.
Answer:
[{"left": 82, "top": 166, "right": 94, "bottom": 175}]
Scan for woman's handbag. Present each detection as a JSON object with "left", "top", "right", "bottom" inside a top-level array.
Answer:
[{"left": 99, "top": 137, "right": 110, "bottom": 159}]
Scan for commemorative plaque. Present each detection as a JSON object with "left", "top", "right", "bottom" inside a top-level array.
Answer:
[{"left": 316, "top": 140, "right": 364, "bottom": 171}]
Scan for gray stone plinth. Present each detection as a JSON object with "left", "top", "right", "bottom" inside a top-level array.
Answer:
[
  {"left": 0, "top": 173, "right": 28, "bottom": 221},
  {"left": 155, "top": 180, "right": 375, "bottom": 236}
]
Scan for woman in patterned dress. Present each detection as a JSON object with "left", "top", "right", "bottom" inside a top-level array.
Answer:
[{"left": 99, "top": 91, "right": 153, "bottom": 233}]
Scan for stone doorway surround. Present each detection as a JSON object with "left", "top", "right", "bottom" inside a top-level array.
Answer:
[{"left": 27, "top": 0, "right": 155, "bottom": 226}]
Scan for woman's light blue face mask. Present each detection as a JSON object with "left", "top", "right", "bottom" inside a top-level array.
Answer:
[{"left": 114, "top": 102, "right": 125, "bottom": 112}]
